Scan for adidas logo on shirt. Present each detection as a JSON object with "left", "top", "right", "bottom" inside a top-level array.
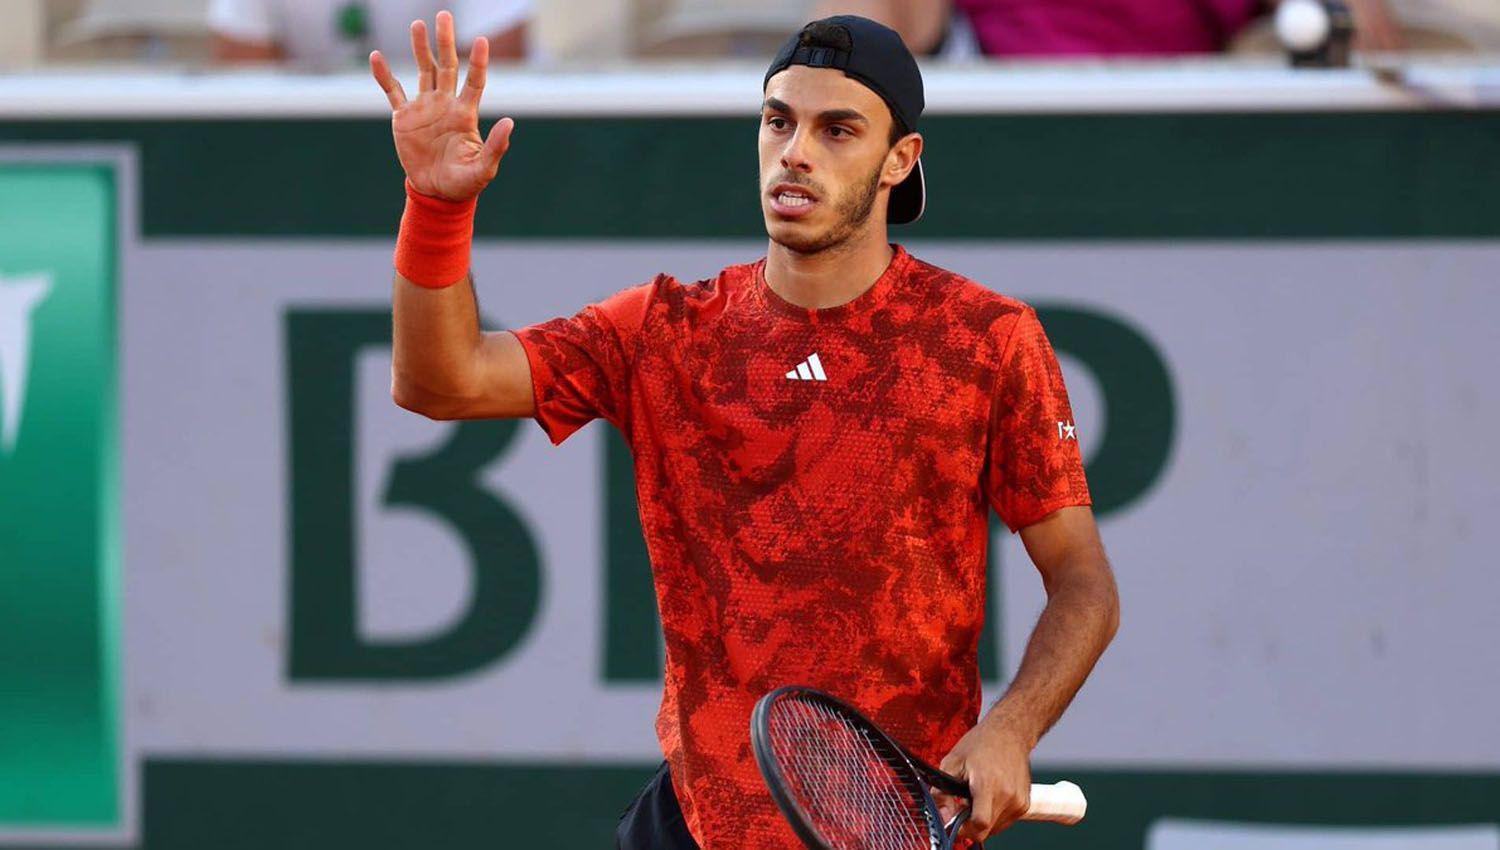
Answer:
[{"left": 785, "top": 352, "right": 828, "bottom": 381}]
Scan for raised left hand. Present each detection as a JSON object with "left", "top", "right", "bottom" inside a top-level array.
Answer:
[
  {"left": 369, "top": 10, "right": 515, "bottom": 202},
  {"left": 936, "top": 718, "right": 1034, "bottom": 844}
]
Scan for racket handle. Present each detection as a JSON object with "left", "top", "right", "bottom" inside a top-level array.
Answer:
[{"left": 1023, "top": 781, "right": 1087, "bottom": 825}]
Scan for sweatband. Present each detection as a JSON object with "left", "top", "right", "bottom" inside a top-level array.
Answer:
[{"left": 394, "top": 179, "right": 477, "bottom": 288}]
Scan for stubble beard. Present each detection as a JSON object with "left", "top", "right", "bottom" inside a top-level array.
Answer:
[{"left": 766, "top": 161, "right": 883, "bottom": 257}]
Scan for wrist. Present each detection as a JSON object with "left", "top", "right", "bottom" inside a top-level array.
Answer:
[
  {"left": 394, "top": 178, "right": 477, "bottom": 288},
  {"left": 979, "top": 705, "right": 1040, "bottom": 751}
]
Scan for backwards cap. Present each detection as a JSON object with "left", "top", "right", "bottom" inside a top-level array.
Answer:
[{"left": 764, "top": 16, "right": 927, "bottom": 225}]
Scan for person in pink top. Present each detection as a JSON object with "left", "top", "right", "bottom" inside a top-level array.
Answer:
[
  {"left": 815, "top": 0, "right": 1408, "bottom": 56},
  {"left": 956, "top": 0, "right": 1264, "bottom": 56}
]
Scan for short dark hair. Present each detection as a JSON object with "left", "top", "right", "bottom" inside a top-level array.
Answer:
[
  {"left": 798, "top": 20, "right": 854, "bottom": 52},
  {"left": 798, "top": 19, "right": 909, "bottom": 147}
]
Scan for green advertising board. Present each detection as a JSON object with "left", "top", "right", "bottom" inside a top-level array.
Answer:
[
  {"left": 0, "top": 156, "right": 121, "bottom": 838},
  {"left": 0, "top": 96, "right": 1497, "bottom": 849}
]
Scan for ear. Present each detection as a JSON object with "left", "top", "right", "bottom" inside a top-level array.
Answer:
[{"left": 882, "top": 132, "right": 924, "bottom": 189}]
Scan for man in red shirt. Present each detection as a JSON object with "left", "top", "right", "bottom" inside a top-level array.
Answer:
[{"left": 371, "top": 12, "right": 1119, "bottom": 849}]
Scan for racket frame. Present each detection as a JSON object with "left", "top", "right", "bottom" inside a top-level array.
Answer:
[{"left": 751, "top": 685, "right": 970, "bottom": 850}]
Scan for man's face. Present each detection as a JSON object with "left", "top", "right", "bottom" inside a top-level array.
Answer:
[{"left": 759, "top": 66, "right": 906, "bottom": 255}]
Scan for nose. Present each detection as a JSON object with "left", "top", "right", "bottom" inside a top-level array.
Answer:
[{"left": 779, "top": 127, "right": 813, "bottom": 174}]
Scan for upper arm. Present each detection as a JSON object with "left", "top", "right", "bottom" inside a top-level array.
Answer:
[
  {"left": 1017, "top": 506, "right": 1107, "bottom": 584},
  {"left": 504, "top": 279, "right": 659, "bottom": 445},
  {"left": 465, "top": 329, "right": 536, "bottom": 419},
  {"left": 1018, "top": 505, "right": 1119, "bottom": 634},
  {"left": 985, "top": 307, "right": 1091, "bottom": 531}
]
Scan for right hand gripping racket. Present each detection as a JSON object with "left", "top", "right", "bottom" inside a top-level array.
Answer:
[{"left": 751, "top": 686, "right": 1087, "bottom": 849}]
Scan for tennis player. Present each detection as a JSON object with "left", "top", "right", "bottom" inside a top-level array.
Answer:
[{"left": 371, "top": 11, "right": 1119, "bottom": 849}]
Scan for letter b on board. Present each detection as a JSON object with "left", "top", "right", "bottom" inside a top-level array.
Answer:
[{"left": 285, "top": 310, "right": 541, "bottom": 681}]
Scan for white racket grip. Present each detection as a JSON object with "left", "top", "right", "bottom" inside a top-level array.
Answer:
[{"left": 1023, "top": 781, "right": 1087, "bottom": 825}]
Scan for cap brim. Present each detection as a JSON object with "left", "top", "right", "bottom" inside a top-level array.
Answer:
[{"left": 888, "top": 157, "right": 925, "bottom": 225}]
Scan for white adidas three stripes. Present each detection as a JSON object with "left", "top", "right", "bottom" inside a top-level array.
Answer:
[{"left": 785, "top": 353, "right": 828, "bottom": 382}]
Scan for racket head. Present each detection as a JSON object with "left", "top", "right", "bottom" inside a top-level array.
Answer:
[{"left": 751, "top": 686, "right": 961, "bottom": 850}]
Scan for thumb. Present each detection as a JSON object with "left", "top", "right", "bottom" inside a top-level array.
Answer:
[{"left": 483, "top": 117, "right": 515, "bottom": 171}]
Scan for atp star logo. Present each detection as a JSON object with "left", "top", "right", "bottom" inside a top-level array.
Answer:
[
  {"left": 1057, "top": 420, "right": 1078, "bottom": 441},
  {"left": 0, "top": 271, "right": 54, "bottom": 455}
]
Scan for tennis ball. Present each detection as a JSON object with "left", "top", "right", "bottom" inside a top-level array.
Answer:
[{"left": 1276, "top": 0, "right": 1332, "bottom": 52}]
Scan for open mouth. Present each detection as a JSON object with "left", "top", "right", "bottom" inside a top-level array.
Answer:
[
  {"left": 775, "top": 190, "right": 814, "bottom": 207},
  {"left": 769, "top": 184, "right": 819, "bottom": 217}
]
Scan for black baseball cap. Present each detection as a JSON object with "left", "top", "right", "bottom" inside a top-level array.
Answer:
[{"left": 764, "top": 15, "right": 927, "bottom": 225}]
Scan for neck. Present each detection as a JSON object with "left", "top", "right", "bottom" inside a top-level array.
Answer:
[{"left": 764, "top": 224, "right": 894, "bottom": 310}]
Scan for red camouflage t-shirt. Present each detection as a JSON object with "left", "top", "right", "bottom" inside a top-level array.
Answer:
[{"left": 513, "top": 245, "right": 1090, "bottom": 849}]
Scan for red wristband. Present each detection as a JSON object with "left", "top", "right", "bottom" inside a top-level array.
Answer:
[{"left": 394, "top": 179, "right": 477, "bottom": 288}]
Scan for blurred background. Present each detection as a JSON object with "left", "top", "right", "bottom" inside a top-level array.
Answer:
[
  {"left": 2, "top": 0, "right": 1499, "bottom": 848},
  {"left": 6, "top": 0, "right": 1500, "bottom": 63}
]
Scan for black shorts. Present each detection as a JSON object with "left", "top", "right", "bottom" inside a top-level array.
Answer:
[
  {"left": 616, "top": 761, "right": 700, "bottom": 850},
  {"left": 616, "top": 761, "right": 988, "bottom": 848}
]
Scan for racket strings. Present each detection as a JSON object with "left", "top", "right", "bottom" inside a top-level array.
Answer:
[{"left": 767, "top": 697, "right": 937, "bottom": 850}]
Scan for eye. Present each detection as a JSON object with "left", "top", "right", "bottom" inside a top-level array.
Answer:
[
  {"left": 827, "top": 125, "right": 852, "bottom": 138},
  {"left": 766, "top": 116, "right": 790, "bottom": 131}
]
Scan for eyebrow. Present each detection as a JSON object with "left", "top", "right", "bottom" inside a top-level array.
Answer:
[{"left": 762, "top": 97, "right": 871, "bottom": 126}]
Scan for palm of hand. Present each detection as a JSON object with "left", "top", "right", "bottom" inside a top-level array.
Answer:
[
  {"left": 370, "top": 11, "right": 514, "bottom": 203},
  {"left": 393, "top": 94, "right": 490, "bottom": 200}
]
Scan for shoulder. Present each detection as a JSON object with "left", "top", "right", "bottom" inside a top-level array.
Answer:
[
  {"left": 905, "top": 253, "right": 1031, "bottom": 316},
  {"left": 901, "top": 252, "right": 1035, "bottom": 351},
  {"left": 635, "top": 260, "right": 757, "bottom": 321}
]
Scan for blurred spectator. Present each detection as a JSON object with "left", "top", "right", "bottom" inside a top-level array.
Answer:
[
  {"left": 807, "top": 0, "right": 962, "bottom": 55},
  {"left": 633, "top": 0, "right": 809, "bottom": 58},
  {"left": 812, "top": 0, "right": 1497, "bottom": 56},
  {"left": 1232, "top": 0, "right": 1500, "bottom": 51},
  {"left": 4, "top": 0, "right": 46, "bottom": 68},
  {"left": 47, "top": 0, "right": 214, "bottom": 65},
  {"left": 951, "top": 0, "right": 1264, "bottom": 56},
  {"left": 814, "top": 0, "right": 1263, "bottom": 56},
  {"left": 631, "top": 0, "right": 976, "bottom": 59},
  {"left": 209, "top": 0, "right": 530, "bottom": 68}
]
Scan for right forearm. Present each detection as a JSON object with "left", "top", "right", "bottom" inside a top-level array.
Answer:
[
  {"left": 373, "top": 11, "right": 525, "bottom": 418},
  {"left": 391, "top": 272, "right": 486, "bottom": 406},
  {"left": 388, "top": 170, "right": 485, "bottom": 410}
]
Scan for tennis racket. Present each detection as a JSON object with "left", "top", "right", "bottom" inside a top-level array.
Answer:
[{"left": 751, "top": 686, "right": 1087, "bottom": 850}]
